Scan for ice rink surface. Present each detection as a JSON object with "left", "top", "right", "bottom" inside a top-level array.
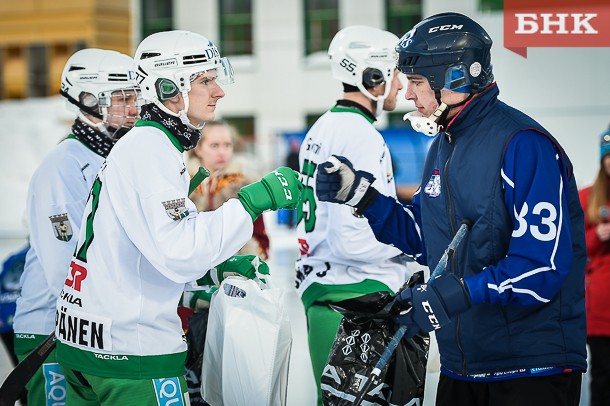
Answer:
[{"left": 0, "top": 218, "right": 590, "bottom": 406}]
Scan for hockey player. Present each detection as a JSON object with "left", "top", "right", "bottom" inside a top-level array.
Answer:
[
  {"left": 295, "top": 25, "right": 413, "bottom": 404},
  {"left": 316, "top": 13, "right": 586, "bottom": 406},
  {"left": 54, "top": 30, "right": 303, "bottom": 404},
  {"left": 12, "top": 48, "right": 141, "bottom": 405}
]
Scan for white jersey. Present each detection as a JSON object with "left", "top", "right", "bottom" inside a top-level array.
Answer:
[
  {"left": 55, "top": 121, "right": 253, "bottom": 379},
  {"left": 14, "top": 137, "right": 104, "bottom": 335},
  {"left": 295, "top": 104, "right": 409, "bottom": 307}
]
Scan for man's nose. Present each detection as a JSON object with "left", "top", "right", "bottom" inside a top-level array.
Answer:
[
  {"left": 405, "top": 85, "right": 415, "bottom": 100},
  {"left": 213, "top": 83, "right": 225, "bottom": 99}
]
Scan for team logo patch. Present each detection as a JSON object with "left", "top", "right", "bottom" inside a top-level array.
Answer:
[
  {"left": 49, "top": 213, "right": 73, "bottom": 241},
  {"left": 424, "top": 170, "right": 441, "bottom": 198},
  {"left": 162, "top": 198, "right": 190, "bottom": 220}
]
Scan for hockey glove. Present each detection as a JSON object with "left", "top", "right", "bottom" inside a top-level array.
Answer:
[
  {"left": 394, "top": 273, "right": 472, "bottom": 338},
  {"left": 316, "top": 155, "right": 379, "bottom": 214},
  {"left": 182, "top": 285, "right": 218, "bottom": 311},
  {"left": 197, "top": 255, "right": 270, "bottom": 286},
  {"left": 238, "top": 167, "right": 304, "bottom": 221}
]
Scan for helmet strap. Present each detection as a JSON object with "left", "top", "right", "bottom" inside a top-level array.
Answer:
[
  {"left": 357, "top": 76, "right": 392, "bottom": 118},
  {"left": 431, "top": 89, "right": 474, "bottom": 130},
  {"left": 60, "top": 89, "right": 103, "bottom": 120},
  {"left": 76, "top": 111, "right": 112, "bottom": 138},
  {"left": 403, "top": 92, "right": 450, "bottom": 137},
  {"left": 374, "top": 96, "right": 385, "bottom": 117},
  {"left": 179, "top": 90, "right": 205, "bottom": 131},
  {"left": 154, "top": 90, "right": 205, "bottom": 131}
]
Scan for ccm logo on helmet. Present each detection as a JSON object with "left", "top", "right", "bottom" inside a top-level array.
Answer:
[
  {"left": 421, "top": 300, "right": 442, "bottom": 330},
  {"left": 428, "top": 24, "right": 464, "bottom": 33}
]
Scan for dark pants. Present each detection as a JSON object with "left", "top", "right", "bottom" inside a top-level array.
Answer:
[
  {"left": 588, "top": 336, "right": 610, "bottom": 406},
  {"left": 436, "top": 371, "right": 582, "bottom": 406}
]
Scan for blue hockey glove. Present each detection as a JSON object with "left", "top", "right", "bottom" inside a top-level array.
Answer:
[
  {"left": 395, "top": 273, "right": 471, "bottom": 337},
  {"left": 315, "top": 155, "right": 379, "bottom": 213}
]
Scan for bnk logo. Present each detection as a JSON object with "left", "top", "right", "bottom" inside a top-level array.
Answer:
[
  {"left": 514, "top": 13, "right": 597, "bottom": 35},
  {"left": 504, "top": 0, "right": 610, "bottom": 58}
]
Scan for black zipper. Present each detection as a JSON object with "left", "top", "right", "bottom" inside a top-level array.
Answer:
[{"left": 442, "top": 130, "right": 468, "bottom": 374}]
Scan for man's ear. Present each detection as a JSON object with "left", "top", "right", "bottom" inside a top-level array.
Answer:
[
  {"left": 162, "top": 93, "right": 184, "bottom": 112},
  {"left": 368, "top": 82, "right": 386, "bottom": 97}
]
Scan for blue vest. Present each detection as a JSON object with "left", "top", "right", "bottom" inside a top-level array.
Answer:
[{"left": 420, "top": 84, "right": 587, "bottom": 374}]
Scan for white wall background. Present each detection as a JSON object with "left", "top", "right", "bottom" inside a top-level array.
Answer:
[{"left": 1, "top": 0, "right": 609, "bottom": 235}]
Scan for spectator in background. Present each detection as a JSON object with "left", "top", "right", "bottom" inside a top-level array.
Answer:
[
  {"left": 578, "top": 125, "right": 610, "bottom": 406},
  {"left": 285, "top": 137, "right": 300, "bottom": 172},
  {"left": 188, "top": 120, "right": 270, "bottom": 260}
]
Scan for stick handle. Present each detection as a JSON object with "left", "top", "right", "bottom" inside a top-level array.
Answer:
[
  {"left": 189, "top": 167, "right": 210, "bottom": 195},
  {"left": 429, "top": 219, "right": 472, "bottom": 282}
]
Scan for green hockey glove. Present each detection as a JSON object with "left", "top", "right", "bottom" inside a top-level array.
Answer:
[
  {"left": 192, "top": 285, "right": 218, "bottom": 311},
  {"left": 181, "top": 285, "right": 219, "bottom": 311},
  {"left": 237, "top": 167, "right": 303, "bottom": 221},
  {"left": 197, "top": 255, "right": 270, "bottom": 286}
]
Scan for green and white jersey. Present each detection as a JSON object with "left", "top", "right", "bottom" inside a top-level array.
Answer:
[
  {"left": 14, "top": 136, "right": 104, "bottom": 335},
  {"left": 56, "top": 121, "right": 253, "bottom": 379},
  {"left": 295, "top": 104, "right": 411, "bottom": 309}
]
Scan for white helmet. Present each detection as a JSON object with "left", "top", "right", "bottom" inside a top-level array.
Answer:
[
  {"left": 134, "top": 30, "right": 234, "bottom": 130},
  {"left": 60, "top": 48, "right": 141, "bottom": 139},
  {"left": 328, "top": 26, "right": 399, "bottom": 116}
]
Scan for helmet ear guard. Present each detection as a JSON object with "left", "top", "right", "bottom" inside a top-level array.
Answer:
[
  {"left": 155, "top": 78, "right": 181, "bottom": 102},
  {"left": 362, "top": 67, "right": 385, "bottom": 89}
]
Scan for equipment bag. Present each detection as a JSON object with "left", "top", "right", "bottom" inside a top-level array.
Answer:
[
  {"left": 201, "top": 276, "right": 292, "bottom": 406},
  {"left": 321, "top": 272, "right": 429, "bottom": 406}
]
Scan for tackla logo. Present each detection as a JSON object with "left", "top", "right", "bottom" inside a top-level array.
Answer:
[
  {"left": 49, "top": 213, "right": 73, "bottom": 241},
  {"left": 162, "top": 198, "right": 189, "bottom": 220}
]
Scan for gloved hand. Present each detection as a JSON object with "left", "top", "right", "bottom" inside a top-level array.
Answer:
[
  {"left": 238, "top": 167, "right": 304, "bottom": 221},
  {"left": 197, "top": 255, "right": 270, "bottom": 286},
  {"left": 185, "top": 285, "right": 218, "bottom": 311},
  {"left": 394, "top": 273, "right": 471, "bottom": 337},
  {"left": 315, "top": 155, "right": 379, "bottom": 213}
]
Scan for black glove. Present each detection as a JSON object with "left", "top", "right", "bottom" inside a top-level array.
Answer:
[
  {"left": 315, "top": 155, "right": 379, "bottom": 213},
  {"left": 394, "top": 273, "right": 471, "bottom": 338}
]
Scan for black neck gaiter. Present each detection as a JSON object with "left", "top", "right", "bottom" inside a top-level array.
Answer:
[
  {"left": 140, "top": 104, "right": 201, "bottom": 151},
  {"left": 71, "top": 119, "right": 115, "bottom": 158}
]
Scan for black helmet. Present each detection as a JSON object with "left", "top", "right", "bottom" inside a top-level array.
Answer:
[{"left": 396, "top": 12, "right": 493, "bottom": 94}]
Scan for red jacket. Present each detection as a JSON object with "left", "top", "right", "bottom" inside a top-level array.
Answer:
[{"left": 579, "top": 186, "right": 610, "bottom": 337}]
